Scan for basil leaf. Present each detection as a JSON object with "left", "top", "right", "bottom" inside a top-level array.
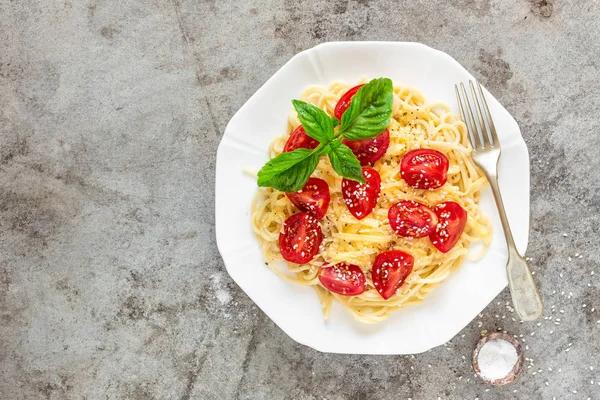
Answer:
[
  {"left": 331, "top": 117, "right": 339, "bottom": 128},
  {"left": 257, "top": 148, "right": 320, "bottom": 192},
  {"left": 339, "top": 78, "right": 393, "bottom": 141},
  {"left": 327, "top": 140, "right": 365, "bottom": 183},
  {"left": 292, "top": 100, "right": 334, "bottom": 143}
]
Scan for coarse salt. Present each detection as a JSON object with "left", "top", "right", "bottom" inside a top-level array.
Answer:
[{"left": 477, "top": 338, "right": 518, "bottom": 381}]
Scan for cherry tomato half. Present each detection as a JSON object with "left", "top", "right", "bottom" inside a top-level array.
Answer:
[
  {"left": 318, "top": 263, "right": 366, "bottom": 296},
  {"left": 283, "top": 125, "right": 319, "bottom": 152},
  {"left": 279, "top": 212, "right": 323, "bottom": 264},
  {"left": 388, "top": 200, "right": 438, "bottom": 238},
  {"left": 342, "top": 168, "right": 381, "bottom": 220},
  {"left": 342, "top": 130, "right": 390, "bottom": 166},
  {"left": 429, "top": 201, "right": 467, "bottom": 253},
  {"left": 400, "top": 148, "right": 449, "bottom": 189},
  {"left": 286, "top": 178, "right": 330, "bottom": 220},
  {"left": 334, "top": 84, "right": 364, "bottom": 120},
  {"left": 372, "top": 250, "right": 414, "bottom": 300}
]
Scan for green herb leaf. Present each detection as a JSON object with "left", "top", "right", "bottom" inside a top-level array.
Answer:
[
  {"left": 292, "top": 100, "right": 334, "bottom": 143},
  {"left": 331, "top": 117, "right": 339, "bottom": 128},
  {"left": 339, "top": 78, "right": 393, "bottom": 141},
  {"left": 327, "top": 140, "right": 365, "bottom": 183},
  {"left": 257, "top": 148, "right": 320, "bottom": 192}
]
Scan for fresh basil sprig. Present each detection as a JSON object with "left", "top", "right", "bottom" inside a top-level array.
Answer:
[{"left": 257, "top": 78, "right": 393, "bottom": 192}]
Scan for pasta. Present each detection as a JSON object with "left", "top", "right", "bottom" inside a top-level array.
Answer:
[{"left": 251, "top": 78, "right": 492, "bottom": 324}]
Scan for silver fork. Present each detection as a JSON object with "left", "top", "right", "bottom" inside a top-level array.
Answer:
[{"left": 455, "top": 81, "right": 543, "bottom": 321}]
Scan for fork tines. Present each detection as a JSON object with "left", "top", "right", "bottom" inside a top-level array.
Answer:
[{"left": 455, "top": 81, "right": 500, "bottom": 150}]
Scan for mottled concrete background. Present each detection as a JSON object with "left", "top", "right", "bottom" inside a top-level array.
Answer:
[{"left": 1, "top": 0, "right": 599, "bottom": 399}]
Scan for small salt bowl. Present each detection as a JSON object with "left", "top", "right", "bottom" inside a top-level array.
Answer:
[{"left": 472, "top": 332, "right": 525, "bottom": 386}]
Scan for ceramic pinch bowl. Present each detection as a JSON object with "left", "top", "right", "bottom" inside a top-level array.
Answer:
[{"left": 472, "top": 332, "right": 525, "bottom": 386}]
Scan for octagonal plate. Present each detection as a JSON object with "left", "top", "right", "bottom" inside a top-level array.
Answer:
[{"left": 215, "top": 42, "right": 529, "bottom": 354}]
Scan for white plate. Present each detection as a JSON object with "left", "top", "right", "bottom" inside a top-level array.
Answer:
[{"left": 215, "top": 42, "right": 529, "bottom": 354}]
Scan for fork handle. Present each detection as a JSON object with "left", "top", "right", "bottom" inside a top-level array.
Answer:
[{"left": 487, "top": 174, "right": 543, "bottom": 321}]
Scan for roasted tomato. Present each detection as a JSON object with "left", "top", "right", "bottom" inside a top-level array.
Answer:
[
  {"left": 334, "top": 84, "right": 364, "bottom": 120},
  {"left": 372, "top": 250, "right": 414, "bottom": 300},
  {"left": 429, "top": 201, "right": 468, "bottom": 253},
  {"left": 388, "top": 200, "right": 438, "bottom": 238},
  {"left": 286, "top": 178, "right": 330, "bottom": 220},
  {"left": 283, "top": 125, "right": 319, "bottom": 152},
  {"left": 279, "top": 212, "right": 323, "bottom": 264},
  {"left": 342, "top": 130, "right": 390, "bottom": 166},
  {"left": 318, "top": 263, "right": 366, "bottom": 296},
  {"left": 400, "top": 148, "right": 449, "bottom": 189},
  {"left": 341, "top": 168, "right": 381, "bottom": 220}
]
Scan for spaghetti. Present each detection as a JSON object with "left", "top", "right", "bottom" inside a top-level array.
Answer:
[{"left": 251, "top": 78, "right": 492, "bottom": 323}]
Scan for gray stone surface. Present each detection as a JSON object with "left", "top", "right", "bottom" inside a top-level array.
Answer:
[{"left": 1, "top": 0, "right": 599, "bottom": 399}]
